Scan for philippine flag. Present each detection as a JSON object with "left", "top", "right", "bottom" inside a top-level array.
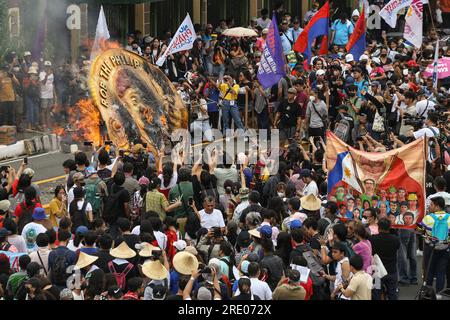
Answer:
[{"left": 327, "top": 151, "right": 363, "bottom": 194}]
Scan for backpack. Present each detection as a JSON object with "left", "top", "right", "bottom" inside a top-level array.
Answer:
[
  {"left": 108, "top": 261, "right": 134, "bottom": 290},
  {"left": 430, "top": 213, "right": 450, "bottom": 250},
  {"left": 51, "top": 252, "right": 70, "bottom": 286},
  {"left": 323, "top": 217, "right": 340, "bottom": 238},
  {"left": 17, "top": 203, "right": 35, "bottom": 234},
  {"left": 102, "top": 183, "right": 124, "bottom": 224},
  {"left": 291, "top": 244, "right": 325, "bottom": 287},
  {"left": 333, "top": 117, "right": 352, "bottom": 143},
  {"left": 70, "top": 201, "right": 89, "bottom": 233},
  {"left": 85, "top": 178, "right": 103, "bottom": 216}
]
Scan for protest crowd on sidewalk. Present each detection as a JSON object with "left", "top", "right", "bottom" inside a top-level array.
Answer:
[{"left": 1, "top": 0, "right": 450, "bottom": 301}]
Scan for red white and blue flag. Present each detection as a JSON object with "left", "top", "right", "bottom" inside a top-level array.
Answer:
[
  {"left": 346, "top": 8, "right": 366, "bottom": 61},
  {"left": 293, "top": 1, "right": 330, "bottom": 60}
]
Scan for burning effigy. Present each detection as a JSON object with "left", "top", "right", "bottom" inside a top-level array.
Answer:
[{"left": 88, "top": 48, "right": 188, "bottom": 156}]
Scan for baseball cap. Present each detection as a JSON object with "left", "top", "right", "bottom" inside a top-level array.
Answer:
[
  {"left": 300, "top": 169, "right": 312, "bottom": 178},
  {"left": 152, "top": 284, "right": 167, "bottom": 300},
  {"left": 288, "top": 87, "right": 298, "bottom": 94},
  {"left": 173, "top": 240, "right": 187, "bottom": 251},
  {"left": 107, "top": 286, "right": 123, "bottom": 299},
  {"left": 197, "top": 287, "right": 212, "bottom": 300},
  {"left": 75, "top": 225, "right": 89, "bottom": 235},
  {"left": 23, "top": 168, "right": 35, "bottom": 177},
  {"left": 262, "top": 28, "right": 269, "bottom": 34},
  {"left": 345, "top": 54, "right": 354, "bottom": 63},
  {"left": 371, "top": 80, "right": 380, "bottom": 87},
  {"left": 240, "top": 260, "right": 250, "bottom": 275},
  {"left": 0, "top": 228, "right": 9, "bottom": 238},
  {"left": 72, "top": 172, "right": 85, "bottom": 182},
  {"left": 24, "top": 51, "right": 32, "bottom": 57},
  {"left": 44, "top": 61, "right": 52, "bottom": 66},
  {"left": 290, "top": 219, "right": 303, "bottom": 230},
  {"left": 359, "top": 54, "right": 369, "bottom": 61},
  {"left": 316, "top": 69, "right": 326, "bottom": 76},
  {"left": 85, "top": 166, "right": 97, "bottom": 177},
  {"left": 281, "top": 20, "right": 289, "bottom": 24},
  {"left": 260, "top": 225, "right": 273, "bottom": 238},
  {"left": 0, "top": 200, "right": 10, "bottom": 213}
]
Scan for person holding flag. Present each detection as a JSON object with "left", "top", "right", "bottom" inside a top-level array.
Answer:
[
  {"left": 346, "top": 8, "right": 366, "bottom": 62},
  {"left": 293, "top": 2, "right": 330, "bottom": 60}
]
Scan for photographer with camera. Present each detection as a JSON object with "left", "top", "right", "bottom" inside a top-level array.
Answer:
[
  {"left": 407, "top": 112, "right": 440, "bottom": 163},
  {"left": 196, "top": 226, "right": 226, "bottom": 263},
  {"left": 183, "top": 265, "right": 222, "bottom": 300}
]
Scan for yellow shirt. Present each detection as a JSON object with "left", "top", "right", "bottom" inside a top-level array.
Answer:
[
  {"left": 145, "top": 190, "right": 169, "bottom": 221},
  {"left": 48, "top": 198, "right": 67, "bottom": 228},
  {"left": 0, "top": 74, "right": 15, "bottom": 102},
  {"left": 219, "top": 83, "right": 240, "bottom": 101}
]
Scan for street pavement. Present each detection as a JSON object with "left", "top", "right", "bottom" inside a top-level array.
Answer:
[{"left": 0, "top": 150, "right": 429, "bottom": 300}]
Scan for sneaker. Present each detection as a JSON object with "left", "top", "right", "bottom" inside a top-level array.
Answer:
[{"left": 416, "top": 249, "right": 423, "bottom": 256}]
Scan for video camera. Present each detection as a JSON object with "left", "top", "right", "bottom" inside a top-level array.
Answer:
[{"left": 403, "top": 114, "right": 425, "bottom": 131}]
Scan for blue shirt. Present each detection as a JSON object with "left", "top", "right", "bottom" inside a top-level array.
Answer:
[
  {"left": 331, "top": 19, "right": 354, "bottom": 46},
  {"left": 280, "top": 32, "right": 294, "bottom": 55},
  {"left": 289, "top": 27, "right": 303, "bottom": 43},
  {"left": 205, "top": 86, "right": 220, "bottom": 112},
  {"left": 355, "top": 79, "right": 369, "bottom": 98}
]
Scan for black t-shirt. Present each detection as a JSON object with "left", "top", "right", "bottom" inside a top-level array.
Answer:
[
  {"left": 309, "top": 233, "right": 321, "bottom": 251},
  {"left": 237, "top": 82, "right": 254, "bottom": 107},
  {"left": 369, "top": 232, "right": 400, "bottom": 275},
  {"left": 239, "top": 204, "right": 263, "bottom": 225},
  {"left": 278, "top": 100, "right": 300, "bottom": 128},
  {"left": 108, "top": 184, "right": 131, "bottom": 221},
  {"left": 119, "top": 233, "right": 141, "bottom": 251}
]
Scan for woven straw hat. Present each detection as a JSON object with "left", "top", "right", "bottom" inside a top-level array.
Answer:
[
  {"left": 173, "top": 252, "right": 199, "bottom": 275},
  {"left": 110, "top": 241, "right": 136, "bottom": 259},
  {"left": 141, "top": 260, "right": 168, "bottom": 280},
  {"left": 300, "top": 194, "right": 322, "bottom": 211},
  {"left": 75, "top": 252, "right": 98, "bottom": 269},
  {"left": 138, "top": 242, "right": 161, "bottom": 258}
]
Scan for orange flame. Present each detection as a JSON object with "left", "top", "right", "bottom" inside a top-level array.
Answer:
[{"left": 76, "top": 99, "right": 102, "bottom": 146}]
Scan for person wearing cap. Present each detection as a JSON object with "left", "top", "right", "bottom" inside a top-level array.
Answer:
[
  {"left": 304, "top": 1, "right": 320, "bottom": 24},
  {"left": 415, "top": 89, "right": 436, "bottom": 119},
  {"left": 279, "top": 19, "right": 294, "bottom": 55},
  {"left": 107, "top": 285, "right": 124, "bottom": 300},
  {"left": 38, "top": 60, "right": 54, "bottom": 131},
  {"left": 67, "top": 171, "right": 85, "bottom": 211},
  {"left": 21, "top": 207, "right": 50, "bottom": 252},
  {"left": 84, "top": 166, "right": 108, "bottom": 219},
  {"left": 23, "top": 63, "right": 41, "bottom": 130},
  {"left": 351, "top": 9, "right": 360, "bottom": 25},
  {"left": 0, "top": 199, "right": 11, "bottom": 228},
  {"left": 335, "top": 104, "right": 354, "bottom": 144},
  {"left": 369, "top": 59, "right": 387, "bottom": 83},
  {"left": 289, "top": 18, "right": 303, "bottom": 43},
  {"left": 274, "top": 87, "right": 302, "bottom": 143},
  {"left": 305, "top": 88, "right": 327, "bottom": 139},
  {"left": 299, "top": 169, "right": 318, "bottom": 198},
  {"left": 232, "top": 187, "right": 250, "bottom": 222}
]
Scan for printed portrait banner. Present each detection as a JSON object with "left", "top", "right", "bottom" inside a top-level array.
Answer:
[
  {"left": 156, "top": 13, "right": 197, "bottom": 66},
  {"left": 326, "top": 131, "right": 426, "bottom": 228},
  {"left": 403, "top": 0, "right": 423, "bottom": 49}
]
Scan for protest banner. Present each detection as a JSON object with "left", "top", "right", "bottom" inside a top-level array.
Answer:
[
  {"left": 156, "top": 13, "right": 196, "bottom": 67},
  {"left": 379, "top": 0, "right": 412, "bottom": 28},
  {"left": 326, "top": 131, "right": 426, "bottom": 228}
]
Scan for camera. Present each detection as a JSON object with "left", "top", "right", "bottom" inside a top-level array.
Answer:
[
  {"left": 200, "top": 266, "right": 212, "bottom": 274},
  {"left": 403, "top": 114, "right": 424, "bottom": 130},
  {"left": 211, "top": 227, "right": 222, "bottom": 238}
]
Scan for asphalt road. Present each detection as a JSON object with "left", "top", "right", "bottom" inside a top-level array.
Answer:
[{"left": 0, "top": 150, "right": 430, "bottom": 300}]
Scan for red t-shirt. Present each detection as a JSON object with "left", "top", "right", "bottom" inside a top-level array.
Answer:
[{"left": 13, "top": 201, "right": 42, "bottom": 219}]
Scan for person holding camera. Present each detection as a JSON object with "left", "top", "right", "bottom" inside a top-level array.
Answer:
[
  {"left": 196, "top": 227, "right": 226, "bottom": 265},
  {"left": 219, "top": 75, "right": 244, "bottom": 131},
  {"left": 407, "top": 112, "right": 440, "bottom": 163}
]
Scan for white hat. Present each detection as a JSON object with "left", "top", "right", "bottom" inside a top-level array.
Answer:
[
  {"left": 173, "top": 240, "right": 187, "bottom": 251},
  {"left": 372, "top": 57, "right": 381, "bottom": 65},
  {"left": 28, "top": 67, "right": 38, "bottom": 75},
  {"left": 24, "top": 51, "right": 32, "bottom": 57},
  {"left": 262, "top": 28, "right": 269, "bottom": 34},
  {"left": 316, "top": 69, "right": 326, "bottom": 76},
  {"left": 31, "top": 62, "right": 39, "bottom": 68},
  {"left": 345, "top": 54, "right": 354, "bottom": 63},
  {"left": 44, "top": 61, "right": 52, "bottom": 66},
  {"left": 352, "top": 9, "right": 360, "bottom": 17},
  {"left": 359, "top": 54, "right": 369, "bottom": 61},
  {"left": 23, "top": 168, "right": 35, "bottom": 177}
]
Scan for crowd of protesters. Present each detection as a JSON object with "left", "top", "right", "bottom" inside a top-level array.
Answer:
[{"left": 0, "top": 2, "right": 450, "bottom": 301}]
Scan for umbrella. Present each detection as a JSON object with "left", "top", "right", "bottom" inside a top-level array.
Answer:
[
  {"left": 423, "top": 57, "right": 450, "bottom": 79},
  {"left": 222, "top": 27, "right": 258, "bottom": 38}
]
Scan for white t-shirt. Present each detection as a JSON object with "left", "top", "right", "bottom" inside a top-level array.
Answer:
[
  {"left": 235, "top": 277, "right": 273, "bottom": 300},
  {"left": 39, "top": 72, "right": 54, "bottom": 99},
  {"left": 157, "top": 172, "right": 178, "bottom": 191},
  {"left": 7, "top": 234, "right": 27, "bottom": 253},
  {"left": 21, "top": 222, "right": 47, "bottom": 253},
  {"left": 233, "top": 200, "right": 250, "bottom": 222},
  {"left": 199, "top": 209, "right": 225, "bottom": 229},
  {"left": 413, "top": 126, "right": 440, "bottom": 140},
  {"left": 426, "top": 191, "right": 450, "bottom": 211},
  {"left": 154, "top": 231, "right": 168, "bottom": 250},
  {"left": 302, "top": 180, "right": 319, "bottom": 197},
  {"left": 415, "top": 99, "right": 435, "bottom": 118}
]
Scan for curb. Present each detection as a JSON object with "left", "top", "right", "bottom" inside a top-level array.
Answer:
[{"left": 0, "top": 134, "right": 61, "bottom": 160}]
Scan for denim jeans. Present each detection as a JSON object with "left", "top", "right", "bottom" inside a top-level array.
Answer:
[
  {"left": 25, "top": 96, "right": 39, "bottom": 126},
  {"left": 257, "top": 108, "right": 270, "bottom": 130},
  {"left": 423, "top": 243, "right": 450, "bottom": 293},
  {"left": 207, "top": 61, "right": 225, "bottom": 78},
  {"left": 372, "top": 273, "right": 399, "bottom": 300},
  {"left": 222, "top": 100, "right": 244, "bottom": 130},
  {"left": 397, "top": 229, "right": 418, "bottom": 283}
]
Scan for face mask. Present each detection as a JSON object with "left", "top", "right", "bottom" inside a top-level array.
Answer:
[
  {"left": 278, "top": 192, "right": 285, "bottom": 198},
  {"left": 309, "top": 96, "right": 315, "bottom": 102},
  {"left": 361, "top": 218, "right": 368, "bottom": 225}
]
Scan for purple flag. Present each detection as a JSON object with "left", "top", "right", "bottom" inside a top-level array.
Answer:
[{"left": 257, "top": 14, "right": 286, "bottom": 89}]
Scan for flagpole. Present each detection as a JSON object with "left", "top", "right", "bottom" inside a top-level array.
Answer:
[{"left": 427, "top": 2, "right": 437, "bottom": 33}]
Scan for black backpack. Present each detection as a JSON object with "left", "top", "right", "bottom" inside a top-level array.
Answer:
[
  {"left": 102, "top": 183, "right": 123, "bottom": 224},
  {"left": 70, "top": 201, "right": 89, "bottom": 233},
  {"left": 50, "top": 253, "right": 70, "bottom": 286}
]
